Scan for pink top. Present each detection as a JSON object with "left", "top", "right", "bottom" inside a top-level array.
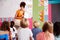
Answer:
[{"left": 36, "top": 32, "right": 54, "bottom": 40}]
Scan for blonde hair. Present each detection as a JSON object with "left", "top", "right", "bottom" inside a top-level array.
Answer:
[
  {"left": 33, "top": 21, "right": 40, "bottom": 28},
  {"left": 20, "top": 18, "right": 29, "bottom": 28}
]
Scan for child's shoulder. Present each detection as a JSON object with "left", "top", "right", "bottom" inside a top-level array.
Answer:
[
  {"left": 13, "top": 27, "right": 16, "bottom": 29},
  {"left": 36, "top": 32, "right": 44, "bottom": 38},
  {"left": 25, "top": 28, "right": 32, "bottom": 32},
  {"left": 0, "top": 31, "right": 9, "bottom": 35},
  {"left": 26, "top": 28, "right": 31, "bottom": 30},
  {"left": 32, "top": 27, "right": 40, "bottom": 30}
]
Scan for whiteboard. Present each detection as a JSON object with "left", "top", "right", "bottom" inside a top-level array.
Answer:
[{"left": 0, "top": 0, "right": 33, "bottom": 18}]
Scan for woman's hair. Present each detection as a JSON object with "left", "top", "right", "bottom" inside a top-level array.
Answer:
[
  {"left": 54, "top": 22, "right": 60, "bottom": 37},
  {"left": 0, "top": 21, "right": 10, "bottom": 31},
  {"left": 42, "top": 21, "right": 53, "bottom": 32},
  {"left": 20, "top": 2, "right": 26, "bottom": 8},
  {"left": 20, "top": 18, "right": 29, "bottom": 28},
  {"left": 10, "top": 21, "right": 15, "bottom": 28}
]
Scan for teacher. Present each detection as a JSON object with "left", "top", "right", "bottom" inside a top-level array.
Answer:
[{"left": 15, "top": 2, "right": 26, "bottom": 26}]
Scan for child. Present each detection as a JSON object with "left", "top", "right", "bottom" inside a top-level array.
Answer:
[
  {"left": 17, "top": 18, "right": 33, "bottom": 40},
  {"left": 0, "top": 21, "right": 11, "bottom": 40},
  {"left": 10, "top": 21, "right": 17, "bottom": 40},
  {"left": 32, "top": 21, "right": 42, "bottom": 40},
  {"left": 36, "top": 21, "right": 54, "bottom": 40},
  {"left": 54, "top": 22, "right": 60, "bottom": 40}
]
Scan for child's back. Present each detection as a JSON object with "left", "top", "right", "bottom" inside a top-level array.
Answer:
[
  {"left": 18, "top": 27, "right": 33, "bottom": 40},
  {"left": 17, "top": 18, "right": 33, "bottom": 40},
  {"left": 32, "top": 27, "right": 42, "bottom": 40},
  {"left": 10, "top": 21, "right": 17, "bottom": 40},
  {"left": 32, "top": 21, "right": 42, "bottom": 40}
]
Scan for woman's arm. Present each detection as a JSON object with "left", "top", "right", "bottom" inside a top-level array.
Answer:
[
  {"left": 14, "top": 12, "right": 24, "bottom": 19},
  {"left": 15, "top": 13, "right": 19, "bottom": 19}
]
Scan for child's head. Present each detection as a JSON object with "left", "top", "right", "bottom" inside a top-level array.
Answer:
[
  {"left": 20, "top": 2, "right": 26, "bottom": 9},
  {"left": 42, "top": 21, "right": 53, "bottom": 33},
  {"left": 10, "top": 21, "right": 15, "bottom": 28},
  {"left": 33, "top": 21, "right": 40, "bottom": 28},
  {"left": 0, "top": 21, "right": 10, "bottom": 31},
  {"left": 54, "top": 22, "right": 60, "bottom": 37},
  {"left": 20, "top": 18, "right": 29, "bottom": 28}
]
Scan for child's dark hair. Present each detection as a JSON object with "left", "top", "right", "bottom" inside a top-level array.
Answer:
[
  {"left": 10, "top": 21, "right": 15, "bottom": 28},
  {"left": 20, "top": 2, "right": 26, "bottom": 8},
  {"left": 10, "top": 21, "right": 15, "bottom": 31},
  {"left": 0, "top": 21, "right": 10, "bottom": 31},
  {"left": 20, "top": 18, "right": 29, "bottom": 28},
  {"left": 54, "top": 22, "right": 60, "bottom": 37}
]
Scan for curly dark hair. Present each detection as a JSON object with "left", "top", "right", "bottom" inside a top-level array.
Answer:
[
  {"left": 54, "top": 22, "right": 60, "bottom": 37},
  {"left": 20, "top": 2, "right": 26, "bottom": 8},
  {"left": 10, "top": 21, "right": 15, "bottom": 31},
  {"left": 0, "top": 21, "right": 10, "bottom": 31},
  {"left": 10, "top": 21, "right": 15, "bottom": 28}
]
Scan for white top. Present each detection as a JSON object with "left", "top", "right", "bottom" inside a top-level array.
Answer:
[
  {"left": 17, "top": 27, "right": 33, "bottom": 40},
  {"left": 10, "top": 27, "right": 17, "bottom": 38},
  {"left": 55, "top": 35, "right": 60, "bottom": 40}
]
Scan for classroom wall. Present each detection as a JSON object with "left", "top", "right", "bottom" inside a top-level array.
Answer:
[
  {"left": 52, "top": 3, "right": 60, "bottom": 23},
  {"left": 0, "top": 0, "right": 33, "bottom": 18},
  {"left": 33, "top": 0, "right": 48, "bottom": 28},
  {"left": 0, "top": 0, "right": 20, "bottom": 17},
  {"left": 48, "top": 0, "right": 60, "bottom": 23},
  {"left": 0, "top": 0, "right": 33, "bottom": 29}
]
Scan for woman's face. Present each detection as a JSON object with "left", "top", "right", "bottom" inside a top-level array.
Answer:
[{"left": 21, "top": 7, "right": 25, "bottom": 10}]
